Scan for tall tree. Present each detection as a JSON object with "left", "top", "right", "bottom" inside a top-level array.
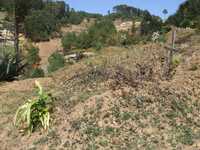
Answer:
[
  {"left": 162, "top": 9, "right": 168, "bottom": 21},
  {"left": 167, "top": 0, "right": 200, "bottom": 27},
  {"left": 2, "top": 0, "right": 43, "bottom": 69}
]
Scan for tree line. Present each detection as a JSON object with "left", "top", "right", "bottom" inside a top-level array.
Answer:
[{"left": 167, "top": 0, "right": 200, "bottom": 29}]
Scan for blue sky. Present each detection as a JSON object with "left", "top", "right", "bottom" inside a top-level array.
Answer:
[{"left": 65, "top": 0, "right": 186, "bottom": 18}]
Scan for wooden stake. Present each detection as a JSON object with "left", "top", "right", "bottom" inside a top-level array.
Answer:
[{"left": 165, "top": 28, "right": 176, "bottom": 79}]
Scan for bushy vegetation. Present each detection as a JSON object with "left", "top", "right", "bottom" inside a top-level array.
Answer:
[
  {"left": 61, "top": 32, "right": 77, "bottom": 52},
  {"left": 24, "top": 10, "right": 57, "bottom": 41},
  {"left": 14, "top": 81, "right": 52, "bottom": 133},
  {"left": 26, "top": 46, "right": 41, "bottom": 65},
  {"left": 44, "top": 1, "right": 66, "bottom": 20},
  {"left": 2, "top": 0, "right": 102, "bottom": 42},
  {"left": 25, "top": 45, "right": 44, "bottom": 78},
  {"left": 61, "top": 8, "right": 102, "bottom": 25},
  {"left": 141, "top": 11, "right": 163, "bottom": 36},
  {"left": 88, "top": 19, "right": 117, "bottom": 47},
  {"left": 0, "top": 46, "right": 23, "bottom": 81},
  {"left": 0, "top": 44, "right": 44, "bottom": 80},
  {"left": 62, "top": 19, "right": 117, "bottom": 51},
  {"left": 108, "top": 4, "right": 149, "bottom": 21},
  {"left": 23, "top": 1, "right": 102, "bottom": 42},
  {"left": 48, "top": 52, "right": 65, "bottom": 73},
  {"left": 195, "top": 16, "right": 200, "bottom": 32},
  {"left": 167, "top": 0, "right": 200, "bottom": 28},
  {"left": 29, "top": 68, "right": 45, "bottom": 78}
]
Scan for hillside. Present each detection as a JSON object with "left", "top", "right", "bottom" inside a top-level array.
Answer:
[
  {"left": 1, "top": 29, "right": 200, "bottom": 149},
  {"left": 1, "top": 0, "right": 200, "bottom": 149},
  {"left": 167, "top": 0, "right": 200, "bottom": 28}
]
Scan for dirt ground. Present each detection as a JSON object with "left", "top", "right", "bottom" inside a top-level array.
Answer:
[{"left": 1, "top": 28, "right": 200, "bottom": 150}]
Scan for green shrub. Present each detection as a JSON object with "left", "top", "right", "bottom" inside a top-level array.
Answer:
[
  {"left": 194, "top": 16, "right": 200, "bottom": 32},
  {"left": 76, "top": 31, "right": 91, "bottom": 49},
  {"left": 141, "top": 11, "right": 163, "bottom": 36},
  {"left": 14, "top": 81, "right": 52, "bottom": 133},
  {"left": 158, "top": 34, "right": 166, "bottom": 43},
  {"left": 93, "top": 41, "right": 103, "bottom": 51},
  {"left": 172, "top": 54, "right": 181, "bottom": 68},
  {"left": 25, "top": 45, "right": 44, "bottom": 78},
  {"left": 0, "top": 46, "right": 22, "bottom": 81},
  {"left": 68, "top": 11, "right": 83, "bottom": 25},
  {"left": 61, "top": 19, "right": 117, "bottom": 51},
  {"left": 44, "top": 1, "right": 65, "bottom": 19},
  {"left": 26, "top": 46, "right": 41, "bottom": 65},
  {"left": 48, "top": 52, "right": 65, "bottom": 73},
  {"left": 180, "top": 19, "right": 192, "bottom": 28},
  {"left": 29, "top": 68, "right": 45, "bottom": 78},
  {"left": 25, "top": 10, "right": 57, "bottom": 41},
  {"left": 61, "top": 32, "right": 77, "bottom": 52},
  {"left": 189, "top": 64, "right": 198, "bottom": 71},
  {"left": 161, "top": 25, "right": 171, "bottom": 34},
  {"left": 88, "top": 19, "right": 117, "bottom": 46},
  {"left": 117, "top": 32, "right": 138, "bottom": 46}
]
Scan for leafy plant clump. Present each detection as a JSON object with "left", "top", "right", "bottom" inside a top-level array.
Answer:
[
  {"left": 62, "top": 19, "right": 117, "bottom": 52},
  {"left": 25, "top": 45, "right": 44, "bottom": 78},
  {"left": 29, "top": 68, "right": 45, "bottom": 78},
  {"left": 24, "top": 10, "right": 57, "bottom": 42},
  {"left": 14, "top": 81, "right": 52, "bottom": 133},
  {"left": 47, "top": 52, "right": 65, "bottom": 73},
  {"left": 0, "top": 46, "right": 23, "bottom": 81}
]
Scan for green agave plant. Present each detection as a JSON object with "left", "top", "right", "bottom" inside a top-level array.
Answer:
[
  {"left": 14, "top": 81, "right": 52, "bottom": 133},
  {"left": 0, "top": 45, "right": 25, "bottom": 81}
]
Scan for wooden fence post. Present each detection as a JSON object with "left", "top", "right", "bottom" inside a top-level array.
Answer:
[{"left": 165, "top": 28, "right": 177, "bottom": 79}]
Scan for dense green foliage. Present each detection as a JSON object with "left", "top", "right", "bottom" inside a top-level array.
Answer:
[
  {"left": 24, "top": 10, "right": 57, "bottom": 41},
  {"left": 109, "top": 4, "right": 147, "bottom": 20},
  {"left": 29, "top": 68, "right": 44, "bottom": 78},
  {"left": 167, "top": 0, "right": 200, "bottom": 28},
  {"left": 14, "top": 81, "right": 52, "bottom": 133},
  {"left": 0, "top": 0, "right": 12, "bottom": 11},
  {"left": 62, "top": 19, "right": 117, "bottom": 51},
  {"left": 44, "top": 1, "right": 65, "bottom": 19},
  {"left": 48, "top": 52, "right": 65, "bottom": 73},
  {"left": 23, "top": 1, "right": 67, "bottom": 41},
  {"left": 23, "top": 1, "right": 102, "bottom": 41},
  {"left": 26, "top": 46, "right": 41, "bottom": 65},
  {"left": 0, "top": 52, "right": 19, "bottom": 81},
  {"left": 140, "top": 11, "right": 163, "bottom": 36},
  {"left": 0, "top": 46, "right": 23, "bottom": 81},
  {"left": 61, "top": 5, "right": 102, "bottom": 25},
  {"left": 88, "top": 19, "right": 117, "bottom": 47},
  {"left": 25, "top": 45, "right": 44, "bottom": 78},
  {"left": 62, "top": 32, "right": 77, "bottom": 52}
]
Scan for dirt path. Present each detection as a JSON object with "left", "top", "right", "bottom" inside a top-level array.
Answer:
[
  {"left": 34, "top": 22, "right": 92, "bottom": 73},
  {"left": 36, "top": 38, "right": 62, "bottom": 72}
]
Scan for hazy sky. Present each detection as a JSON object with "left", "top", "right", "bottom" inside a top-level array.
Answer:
[{"left": 65, "top": 0, "right": 186, "bottom": 18}]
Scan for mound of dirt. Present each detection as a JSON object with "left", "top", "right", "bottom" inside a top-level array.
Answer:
[{"left": 1, "top": 30, "right": 200, "bottom": 149}]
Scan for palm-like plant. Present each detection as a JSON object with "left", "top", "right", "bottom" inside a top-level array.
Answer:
[
  {"left": 0, "top": 47, "right": 24, "bottom": 81},
  {"left": 14, "top": 81, "right": 52, "bottom": 133},
  {"left": 0, "top": 54, "right": 18, "bottom": 81}
]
